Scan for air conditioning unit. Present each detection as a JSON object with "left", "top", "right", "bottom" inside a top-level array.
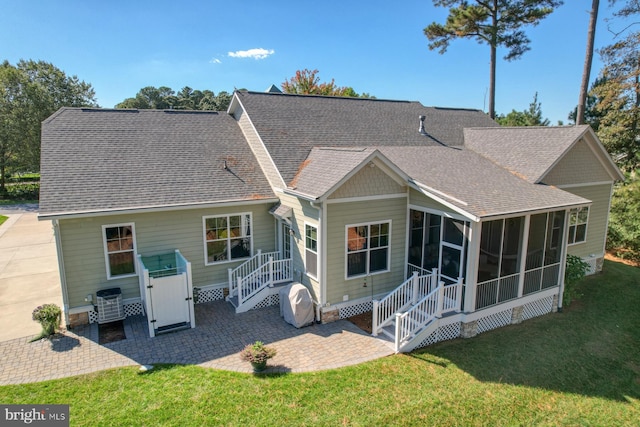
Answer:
[{"left": 96, "top": 287, "right": 126, "bottom": 324}]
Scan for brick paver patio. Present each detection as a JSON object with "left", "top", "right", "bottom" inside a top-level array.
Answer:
[{"left": 0, "top": 301, "right": 394, "bottom": 385}]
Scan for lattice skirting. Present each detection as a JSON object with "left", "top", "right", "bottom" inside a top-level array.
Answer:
[
  {"left": 194, "top": 287, "right": 225, "bottom": 304},
  {"left": 414, "top": 321, "right": 461, "bottom": 350},
  {"left": 252, "top": 293, "right": 280, "bottom": 310},
  {"left": 338, "top": 300, "right": 373, "bottom": 319},
  {"left": 477, "top": 308, "right": 513, "bottom": 334},
  {"left": 521, "top": 295, "right": 554, "bottom": 321}
]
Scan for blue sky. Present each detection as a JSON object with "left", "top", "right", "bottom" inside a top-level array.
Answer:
[{"left": 1, "top": 1, "right": 630, "bottom": 124}]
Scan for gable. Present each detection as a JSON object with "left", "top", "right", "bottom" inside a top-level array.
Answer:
[
  {"left": 328, "top": 162, "right": 406, "bottom": 200},
  {"left": 542, "top": 138, "right": 614, "bottom": 186}
]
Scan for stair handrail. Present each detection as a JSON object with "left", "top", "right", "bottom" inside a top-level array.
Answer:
[
  {"left": 372, "top": 268, "right": 437, "bottom": 336},
  {"left": 239, "top": 258, "right": 272, "bottom": 305},
  {"left": 394, "top": 282, "right": 443, "bottom": 352},
  {"left": 228, "top": 250, "right": 280, "bottom": 296}
]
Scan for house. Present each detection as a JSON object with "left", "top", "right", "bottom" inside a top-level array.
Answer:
[{"left": 39, "top": 90, "right": 623, "bottom": 350}]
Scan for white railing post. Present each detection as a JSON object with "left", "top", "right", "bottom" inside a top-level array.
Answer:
[
  {"left": 268, "top": 256, "right": 274, "bottom": 287},
  {"left": 394, "top": 312, "right": 403, "bottom": 353},
  {"left": 236, "top": 277, "right": 242, "bottom": 298},
  {"left": 456, "top": 278, "right": 463, "bottom": 312},
  {"left": 437, "top": 282, "right": 445, "bottom": 318},
  {"left": 228, "top": 268, "right": 233, "bottom": 292},
  {"left": 411, "top": 271, "right": 419, "bottom": 304},
  {"left": 372, "top": 300, "right": 379, "bottom": 336}
]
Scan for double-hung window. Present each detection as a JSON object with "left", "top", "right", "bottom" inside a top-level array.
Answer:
[
  {"left": 305, "top": 224, "right": 318, "bottom": 278},
  {"left": 346, "top": 221, "right": 390, "bottom": 278},
  {"left": 568, "top": 206, "right": 589, "bottom": 245},
  {"left": 204, "top": 213, "right": 252, "bottom": 264},
  {"left": 103, "top": 224, "right": 137, "bottom": 279}
]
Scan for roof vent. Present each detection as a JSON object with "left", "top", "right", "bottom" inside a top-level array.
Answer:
[{"left": 418, "top": 115, "right": 426, "bottom": 135}]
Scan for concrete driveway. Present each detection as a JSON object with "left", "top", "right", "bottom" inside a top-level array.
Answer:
[{"left": 0, "top": 210, "right": 62, "bottom": 341}]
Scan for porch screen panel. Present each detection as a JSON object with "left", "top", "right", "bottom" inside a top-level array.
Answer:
[
  {"left": 500, "top": 217, "right": 523, "bottom": 276},
  {"left": 526, "top": 214, "right": 547, "bottom": 270},
  {"left": 544, "top": 211, "right": 565, "bottom": 266},
  {"left": 423, "top": 214, "right": 441, "bottom": 271},
  {"left": 443, "top": 218, "right": 465, "bottom": 246},
  {"left": 408, "top": 210, "right": 424, "bottom": 267},
  {"left": 477, "top": 219, "right": 502, "bottom": 283}
]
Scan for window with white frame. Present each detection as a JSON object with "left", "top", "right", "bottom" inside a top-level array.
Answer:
[
  {"left": 568, "top": 206, "right": 589, "bottom": 245},
  {"left": 204, "top": 213, "right": 252, "bottom": 264},
  {"left": 346, "top": 221, "right": 390, "bottom": 278},
  {"left": 103, "top": 224, "right": 137, "bottom": 279},
  {"left": 305, "top": 224, "right": 318, "bottom": 278}
]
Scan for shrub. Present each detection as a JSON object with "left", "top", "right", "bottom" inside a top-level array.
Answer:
[
  {"left": 4, "top": 182, "right": 40, "bottom": 200},
  {"left": 32, "top": 303, "right": 62, "bottom": 337},
  {"left": 607, "top": 175, "right": 640, "bottom": 262},
  {"left": 239, "top": 341, "right": 277, "bottom": 364},
  {"left": 564, "top": 255, "right": 589, "bottom": 307}
]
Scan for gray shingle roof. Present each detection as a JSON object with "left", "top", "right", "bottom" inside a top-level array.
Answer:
[
  {"left": 39, "top": 108, "right": 275, "bottom": 217},
  {"left": 236, "top": 91, "right": 498, "bottom": 185},
  {"left": 464, "top": 126, "right": 590, "bottom": 183},
  {"left": 379, "top": 146, "right": 590, "bottom": 219}
]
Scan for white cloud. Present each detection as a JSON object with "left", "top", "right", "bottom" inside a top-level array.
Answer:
[
  {"left": 228, "top": 48, "right": 275, "bottom": 60},
  {"left": 209, "top": 58, "right": 222, "bottom": 64}
]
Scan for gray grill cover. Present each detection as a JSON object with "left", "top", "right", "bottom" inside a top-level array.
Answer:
[{"left": 279, "top": 283, "right": 314, "bottom": 328}]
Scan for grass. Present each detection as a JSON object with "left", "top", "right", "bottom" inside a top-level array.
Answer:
[
  {"left": 0, "top": 215, "right": 7, "bottom": 227},
  {"left": 0, "top": 260, "right": 638, "bottom": 426}
]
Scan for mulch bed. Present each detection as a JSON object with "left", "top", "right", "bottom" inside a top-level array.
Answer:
[
  {"left": 98, "top": 320, "right": 126, "bottom": 344},
  {"left": 347, "top": 310, "right": 373, "bottom": 335}
]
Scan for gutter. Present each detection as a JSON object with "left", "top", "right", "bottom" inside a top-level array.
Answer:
[{"left": 52, "top": 220, "right": 71, "bottom": 327}]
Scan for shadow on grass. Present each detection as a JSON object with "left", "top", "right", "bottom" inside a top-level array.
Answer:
[{"left": 410, "top": 260, "right": 640, "bottom": 403}]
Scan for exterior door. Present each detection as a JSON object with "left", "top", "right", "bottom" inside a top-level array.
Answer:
[
  {"left": 439, "top": 218, "right": 467, "bottom": 285},
  {"left": 281, "top": 222, "right": 292, "bottom": 259}
]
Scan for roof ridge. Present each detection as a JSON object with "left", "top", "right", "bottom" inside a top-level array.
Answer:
[{"left": 238, "top": 90, "right": 417, "bottom": 104}]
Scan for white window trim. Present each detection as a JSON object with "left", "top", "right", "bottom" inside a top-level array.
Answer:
[
  {"left": 203, "top": 213, "right": 253, "bottom": 266},
  {"left": 102, "top": 223, "right": 138, "bottom": 280},
  {"left": 345, "top": 220, "right": 392, "bottom": 280},
  {"left": 567, "top": 206, "right": 589, "bottom": 246},
  {"left": 304, "top": 222, "right": 318, "bottom": 280}
]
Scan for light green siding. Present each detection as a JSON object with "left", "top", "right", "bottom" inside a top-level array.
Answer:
[
  {"left": 58, "top": 203, "right": 276, "bottom": 309},
  {"left": 328, "top": 164, "right": 405, "bottom": 199},
  {"left": 409, "top": 188, "right": 460, "bottom": 216},
  {"left": 565, "top": 183, "right": 612, "bottom": 258},
  {"left": 325, "top": 197, "right": 407, "bottom": 305},
  {"left": 543, "top": 139, "right": 612, "bottom": 185},
  {"left": 277, "top": 193, "right": 320, "bottom": 299}
]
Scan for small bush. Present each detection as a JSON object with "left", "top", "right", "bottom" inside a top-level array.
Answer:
[
  {"left": 4, "top": 182, "right": 39, "bottom": 200},
  {"left": 564, "top": 255, "right": 589, "bottom": 306},
  {"left": 32, "top": 303, "right": 61, "bottom": 338}
]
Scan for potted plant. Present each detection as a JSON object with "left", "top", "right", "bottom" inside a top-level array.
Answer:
[
  {"left": 31, "top": 303, "right": 61, "bottom": 340},
  {"left": 239, "top": 341, "right": 277, "bottom": 372}
]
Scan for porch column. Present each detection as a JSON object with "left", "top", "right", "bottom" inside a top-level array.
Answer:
[
  {"left": 517, "top": 215, "right": 531, "bottom": 298},
  {"left": 557, "top": 209, "right": 571, "bottom": 310},
  {"left": 464, "top": 221, "right": 482, "bottom": 313}
]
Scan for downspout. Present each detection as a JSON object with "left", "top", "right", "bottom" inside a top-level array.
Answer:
[{"left": 52, "top": 220, "right": 70, "bottom": 327}]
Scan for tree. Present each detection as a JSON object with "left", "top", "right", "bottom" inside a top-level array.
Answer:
[
  {"left": 577, "top": 0, "right": 600, "bottom": 125},
  {"left": 591, "top": 30, "right": 640, "bottom": 170},
  {"left": 116, "top": 86, "right": 232, "bottom": 111},
  {"left": 281, "top": 69, "right": 373, "bottom": 97},
  {"left": 496, "top": 92, "right": 550, "bottom": 126},
  {"left": 0, "top": 60, "right": 96, "bottom": 191},
  {"left": 568, "top": 77, "right": 608, "bottom": 130},
  {"left": 424, "top": 0, "right": 562, "bottom": 119}
]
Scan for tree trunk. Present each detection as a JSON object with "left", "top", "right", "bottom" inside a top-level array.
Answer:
[
  {"left": 489, "top": 1, "right": 498, "bottom": 120},
  {"left": 577, "top": 0, "right": 599, "bottom": 125}
]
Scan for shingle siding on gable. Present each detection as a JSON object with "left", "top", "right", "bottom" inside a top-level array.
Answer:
[
  {"left": 58, "top": 203, "right": 276, "bottom": 309},
  {"left": 409, "top": 188, "right": 460, "bottom": 216},
  {"left": 565, "top": 183, "right": 613, "bottom": 258},
  {"left": 328, "top": 164, "right": 405, "bottom": 200},
  {"left": 233, "top": 105, "right": 286, "bottom": 190},
  {"left": 542, "top": 139, "right": 613, "bottom": 186}
]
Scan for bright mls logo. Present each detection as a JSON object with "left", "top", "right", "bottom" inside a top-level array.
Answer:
[{"left": 1, "top": 405, "right": 69, "bottom": 426}]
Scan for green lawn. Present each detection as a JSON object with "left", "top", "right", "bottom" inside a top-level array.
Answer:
[
  {"left": 0, "top": 216, "right": 7, "bottom": 227},
  {"left": 1, "top": 261, "right": 638, "bottom": 426}
]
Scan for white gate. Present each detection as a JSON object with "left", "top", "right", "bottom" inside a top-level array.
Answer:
[{"left": 138, "top": 250, "right": 195, "bottom": 337}]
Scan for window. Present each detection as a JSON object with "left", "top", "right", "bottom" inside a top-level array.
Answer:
[
  {"left": 103, "top": 224, "right": 136, "bottom": 279},
  {"left": 346, "top": 221, "right": 390, "bottom": 278},
  {"left": 568, "top": 206, "right": 589, "bottom": 245},
  {"left": 204, "top": 214, "right": 251, "bottom": 264},
  {"left": 305, "top": 224, "right": 318, "bottom": 278}
]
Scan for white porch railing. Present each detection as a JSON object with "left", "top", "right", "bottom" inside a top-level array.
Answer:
[
  {"left": 372, "top": 269, "right": 438, "bottom": 337},
  {"left": 394, "top": 279, "right": 462, "bottom": 352},
  {"left": 236, "top": 256, "right": 293, "bottom": 307},
  {"left": 228, "top": 250, "right": 281, "bottom": 297}
]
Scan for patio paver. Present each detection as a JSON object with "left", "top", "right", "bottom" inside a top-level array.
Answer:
[{"left": 0, "top": 300, "right": 395, "bottom": 385}]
